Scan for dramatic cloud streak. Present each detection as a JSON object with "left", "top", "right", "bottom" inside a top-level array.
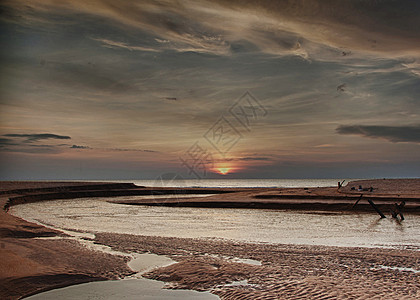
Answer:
[
  {"left": 336, "top": 125, "right": 420, "bottom": 143},
  {"left": 70, "top": 145, "right": 90, "bottom": 149},
  {"left": 3, "top": 133, "right": 71, "bottom": 142},
  {"left": 3, "top": 0, "right": 420, "bottom": 60},
  {"left": 0, "top": 133, "right": 71, "bottom": 154},
  {"left": 1, "top": 0, "right": 419, "bottom": 179},
  {"left": 93, "top": 38, "right": 161, "bottom": 53}
]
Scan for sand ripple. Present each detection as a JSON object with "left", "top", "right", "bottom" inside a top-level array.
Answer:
[{"left": 95, "top": 233, "right": 420, "bottom": 299}]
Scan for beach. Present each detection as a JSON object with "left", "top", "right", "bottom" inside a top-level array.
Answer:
[
  {"left": 1, "top": 179, "right": 419, "bottom": 299},
  {"left": 3, "top": 1, "right": 420, "bottom": 299},
  {"left": 96, "top": 233, "right": 420, "bottom": 299}
]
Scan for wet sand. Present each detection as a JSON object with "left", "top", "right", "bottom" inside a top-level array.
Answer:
[
  {"left": 95, "top": 232, "right": 420, "bottom": 299},
  {"left": 1, "top": 179, "right": 419, "bottom": 299},
  {"left": 0, "top": 182, "right": 136, "bottom": 299}
]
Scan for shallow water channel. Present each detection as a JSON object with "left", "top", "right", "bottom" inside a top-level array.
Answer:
[{"left": 11, "top": 196, "right": 420, "bottom": 249}]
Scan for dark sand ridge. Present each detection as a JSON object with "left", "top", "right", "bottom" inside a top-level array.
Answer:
[
  {"left": 1, "top": 179, "right": 419, "bottom": 299},
  {"left": 107, "top": 179, "right": 420, "bottom": 213}
]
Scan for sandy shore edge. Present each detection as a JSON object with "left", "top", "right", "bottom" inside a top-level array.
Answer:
[{"left": 1, "top": 179, "right": 419, "bottom": 299}]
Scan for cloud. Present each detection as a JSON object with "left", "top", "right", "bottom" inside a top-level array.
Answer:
[
  {"left": 0, "top": 133, "right": 71, "bottom": 154},
  {"left": 92, "top": 37, "right": 228, "bottom": 55},
  {"left": 336, "top": 125, "right": 420, "bottom": 143},
  {"left": 47, "top": 61, "right": 135, "bottom": 93},
  {"left": 1, "top": 135, "right": 160, "bottom": 154},
  {"left": 68, "top": 144, "right": 159, "bottom": 153},
  {"left": 239, "top": 156, "right": 271, "bottom": 161},
  {"left": 0, "top": 145, "right": 62, "bottom": 154},
  {"left": 314, "top": 144, "right": 336, "bottom": 148},
  {"left": 0, "top": 138, "right": 15, "bottom": 146},
  {"left": 1, "top": 0, "right": 419, "bottom": 179},
  {"left": 3, "top": 133, "right": 71, "bottom": 142},
  {"left": 92, "top": 38, "right": 161, "bottom": 52},
  {"left": 216, "top": 0, "right": 420, "bottom": 58},
  {"left": 3, "top": 0, "right": 414, "bottom": 64},
  {"left": 70, "top": 144, "right": 90, "bottom": 149},
  {"left": 4, "top": 0, "right": 418, "bottom": 62},
  {"left": 110, "top": 148, "right": 159, "bottom": 153}
]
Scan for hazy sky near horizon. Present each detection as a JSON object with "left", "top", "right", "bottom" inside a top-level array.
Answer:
[{"left": 1, "top": 0, "right": 420, "bottom": 180}]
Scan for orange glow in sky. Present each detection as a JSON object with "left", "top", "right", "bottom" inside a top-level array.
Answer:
[
  {"left": 212, "top": 162, "right": 239, "bottom": 175},
  {"left": 216, "top": 167, "right": 231, "bottom": 175}
]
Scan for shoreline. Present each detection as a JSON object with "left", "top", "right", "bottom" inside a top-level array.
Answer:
[
  {"left": 1, "top": 179, "right": 419, "bottom": 299},
  {"left": 4, "top": 179, "right": 420, "bottom": 214}
]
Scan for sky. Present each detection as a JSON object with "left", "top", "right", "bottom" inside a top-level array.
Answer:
[{"left": 1, "top": 0, "right": 420, "bottom": 180}]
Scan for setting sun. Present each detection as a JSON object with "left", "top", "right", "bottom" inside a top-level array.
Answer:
[
  {"left": 217, "top": 167, "right": 231, "bottom": 175},
  {"left": 213, "top": 163, "right": 239, "bottom": 175}
]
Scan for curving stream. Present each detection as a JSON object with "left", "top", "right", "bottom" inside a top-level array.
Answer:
[{"left": 10, "top": 196, "right": 420, "bottom": 250}]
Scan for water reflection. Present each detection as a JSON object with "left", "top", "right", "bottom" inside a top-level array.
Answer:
[{"left": 367, "top": 217, "right": 386, "bottom": 230}]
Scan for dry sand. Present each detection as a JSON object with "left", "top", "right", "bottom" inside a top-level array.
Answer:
[
  {"left": 108, "top": 179, "right": 420, "bottom": 213},
  {"left": 0, "top": 179, "right": 419, "bottom": 299}
]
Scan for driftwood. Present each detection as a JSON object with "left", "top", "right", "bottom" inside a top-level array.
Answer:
[
  {"left": 351, "top": 194, "right": 363, "bottom": 208},
  {"left": 367, "top": 199, "right": 386, "bottom": 218},
  {"left": 352, "top": 194, "right": 386, "bottom": 218},
  {"left": 337, "top": 180, "right": 346, "bottom": 189},
  {"left": 391, "top": 201, "right": 405, "bottom": 221}
]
